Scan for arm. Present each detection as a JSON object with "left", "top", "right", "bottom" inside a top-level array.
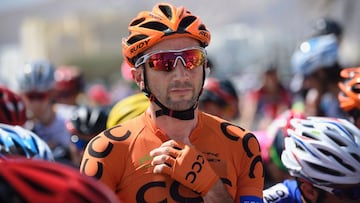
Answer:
[{"left": 203, "top": 179, "right": 233, "bottom": 202}]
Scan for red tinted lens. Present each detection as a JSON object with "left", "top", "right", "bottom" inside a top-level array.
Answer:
[
  {"left": 147, "top": 49, "right": 205, "bottom": 72},
  {"left": 25, "top": 92, "right": 48, "bottom": 100}
]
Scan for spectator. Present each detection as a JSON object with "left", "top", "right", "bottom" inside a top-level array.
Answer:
[{"left": 240, "top": 65, "right": 292, "bottom": 130}]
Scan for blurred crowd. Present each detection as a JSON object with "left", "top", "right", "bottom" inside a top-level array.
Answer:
[{"left": 0, "top": 15, "right": 359, "bottom": 203}]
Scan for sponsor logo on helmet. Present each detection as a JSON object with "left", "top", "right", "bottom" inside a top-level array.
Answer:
[
  {"left": 199, "top": 31, "right": 210, "bottom": 40},
  {"left": 130, "top": 39, "right": 151, "bottom": 55}
]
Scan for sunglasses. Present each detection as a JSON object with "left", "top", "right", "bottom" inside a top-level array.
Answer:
[
  {"left": 24, "top": 92, "right": 49, "bottom": 100},
  {"left": 317, "top": 185, "right": 360, "bottom": 200},
  {"left": 135, "top": 47, "right": 206, "bottom": 72}
]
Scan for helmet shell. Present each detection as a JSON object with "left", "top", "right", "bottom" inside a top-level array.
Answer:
[
  {"left": 107, "top": 93, "right": 149, "bottom": 128},
  {"left": 311, "top": 17, "right": 343, "bottom": 38},
  {"left": 17, "top": 60, "right": 55, "bottom": 93},
  {"left": 0, "top": 86, "right": 27, "bottom": 126},
  {"left": 282, "top": 116, "right": 360, "bottom": 186},
  {"left": 0, "top": 123, "right": 54, "bottom": 161},
  {"left": 122, "top": 2, "right": 211, "bottom": 67},
  {"left": 291, "top": 34, "right": 338, "bottom": 76},
  {"left": 66, "top": 105, "right": 108, "bottom": 139},
  {"left": 0, "top": 157, "right": 118, "bottom": 203},
  {"left": 54, "top": 66, "right": 84, "bottom": 93}
]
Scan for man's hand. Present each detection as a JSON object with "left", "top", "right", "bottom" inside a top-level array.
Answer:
[{"left": 150, "top": 140, "right": 219, "bottom": 195}]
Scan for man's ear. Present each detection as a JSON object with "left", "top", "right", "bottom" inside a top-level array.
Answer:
[
  {"left": 300, "top": 181, "right": 319, "bottom": 203},
  {"left": 131, "top": 67, "right": 143, "bottom": 86}
]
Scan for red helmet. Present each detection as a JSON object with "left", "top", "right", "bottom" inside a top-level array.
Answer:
[
  {"left": 122, "top": 2, "right": 211, "bottom": 67},
  {"left": 200, "top": 77, "right": 239, "bottom": 119},
  {"left": 54, "top": 66, "right": 84, "bottom": 94},
  {"left": 338, "top": 67, "right": 360, "bottom": 112},
  {"left": 0, "top": 85, "right": 27, "bottom": 125},
  {"left": 87, "top": 84, "right": 111, "bottom": 106},
  {"left": 0, "top": 156, "right": 118, "bottom": 203}
]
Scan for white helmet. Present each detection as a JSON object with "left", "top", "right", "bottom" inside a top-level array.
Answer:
[
  {"left": 17, "top": 60, "right": 55, "bottom": 93},
  {"left": 281, "top": 116, "right": 360, "bottom": 187}
]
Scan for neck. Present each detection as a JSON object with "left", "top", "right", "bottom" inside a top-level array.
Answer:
[{"left": 148, "top": 106, "right": 198, "bottom": 144}]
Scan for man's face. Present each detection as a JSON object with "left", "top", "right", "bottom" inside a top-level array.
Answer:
[
  {"left": 136, "top": 37, "right": 204, "bottom": 111},
  {"left": 22, "top": 91, "right": 51, "bottom": 119}
]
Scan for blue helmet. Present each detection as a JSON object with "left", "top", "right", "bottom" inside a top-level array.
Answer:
[
  {"left": 291, "top": 34, "right": 339, "bottom": 76},
  {"left": 17, "top": 60, "right": 55, "bottom": 93},
  {"left": 0, "top": 123, "right": 54, "bottom": 161}
]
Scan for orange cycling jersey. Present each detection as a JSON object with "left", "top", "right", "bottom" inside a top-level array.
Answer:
[{"left": 80, "top": 111, "right": 264, "bottom": 202}]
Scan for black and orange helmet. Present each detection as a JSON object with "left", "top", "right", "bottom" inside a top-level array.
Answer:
[
  {"left": 122, "top": 3, "right": 211, "bottom": 67},
  {"left": 338, "top": 67, "right": 360, "bottom": 112}
]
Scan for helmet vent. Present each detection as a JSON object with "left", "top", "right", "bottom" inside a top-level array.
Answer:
[
  {"left": 307, "top": 161, "right": 343, "bottom": 177},
  {"left": 302, "top": 132, "right": 318, "bottom": 140},
  {"left": 18, "top": 172, "right": 54, "bottom": 194},
  {"left": 199, "top": 24, "right": 207, "bottom": 31},
  {"left": 320, "top": 149, "right": 355, "bottom": 172},
  {"left": 179, "top": 16, "right": 197, "bottom": 32},
  {"left": 351, "top": 83, "right": 360, "bottom": 93},
  {"left": 130, "top": 17, "right": 146, "bottom": 26},
  {"left": 325, "top": 128, "right": 351, "bottom": 147},
  {"left": 141, "top": 22, "right": 169, "bottom": 32},
  {"left": 127, "top": 34, "right": 148, "bottom": 45},
  {"left": 158, "top": 5, "right": 172, "bottom": 20},
  {"left": 351, "top": 153, "right": 360, "bottom": 164}
]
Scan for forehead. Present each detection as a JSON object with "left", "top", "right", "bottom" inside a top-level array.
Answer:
[{"left": 145, "top": 37, "right": 200, "bottom": 54}]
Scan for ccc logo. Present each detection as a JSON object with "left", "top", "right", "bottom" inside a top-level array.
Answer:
[{"left": 185, "top": 154, "right": 205, "bottom": 184}]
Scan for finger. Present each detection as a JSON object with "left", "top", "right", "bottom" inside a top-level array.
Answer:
[
  {"left": 150, "top": 145, "right": 180, "bottom": 158},
  {"left": 152, "top": 154, "right": 175, "bottom": 166},
  {"left": 160, "top": 140, "right": 185, "bottom": 150},
  {"left": 153, "top": 163, "right": 173, "bottom": 175}
]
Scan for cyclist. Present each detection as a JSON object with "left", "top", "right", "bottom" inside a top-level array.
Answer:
[
  {"left": 199, "top": 77, "right": 240, "bottom": 121},
  {"left": 66, "top": 105, "right": 108, "bottom": 166},
  {"left": 17, "top": 60, "right": 72, "bottom": 163},
  {"left": 263, "top": 116, "right": 360, "bottom": 203},
  {"left": 291, "top": 34, "right": 346, "bottom": 118},
  {"left": 80, "top": 2, "right": 264, "bottom": 202},
  {"left": 53, "top": 65, "right": 85, "bottom": 120}
]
